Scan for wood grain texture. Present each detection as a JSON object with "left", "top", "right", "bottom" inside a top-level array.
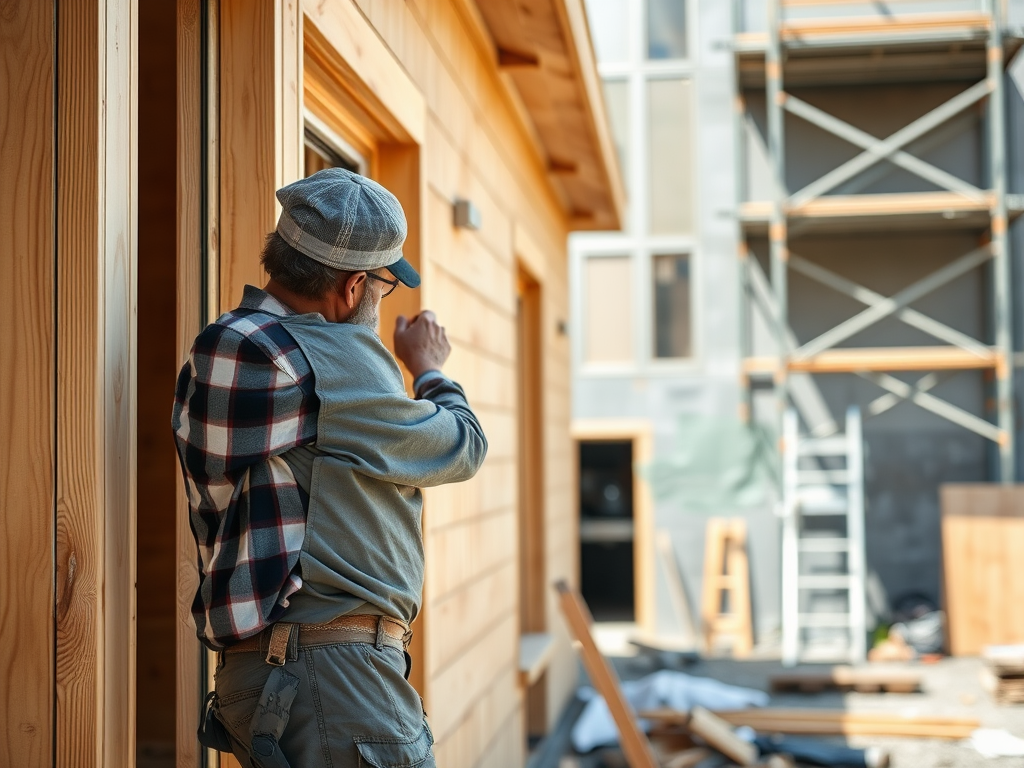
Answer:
[
  {"left": 0, "top": 1, "right": 55, "bottom": 763},
  {"left": 220, "top": 0, "right": 275, "bottom": 309},
  {"left": 56, "top": 0, "right": 138, "bottom": 766},
  {"left": 941, "top": 484, "right": 1024, "bottom": 655},
  {"left": 176, "top": 0, "right": 203, "bottom": 763}
]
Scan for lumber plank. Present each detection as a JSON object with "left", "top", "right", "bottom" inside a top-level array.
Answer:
[
  {"left": 744, "top": 347, "right": 999, "bottom": 375},
  {"left": 770, "top": 666, "right": 922, "bottom": 693},
  {"left": 641, "top": 708, "right": 979, "bottom": 739},
  {"left": 0, "top": 0, "right": 55, "bottom": 763},
  {"left": 688, "top": 707, "right": 758, "bottom": 766},
  {"left": 555, "top": 581, "right": 660, "bottom": 768}
]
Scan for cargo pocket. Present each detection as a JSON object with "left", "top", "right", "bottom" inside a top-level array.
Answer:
[
  {"left": 354, "top": 723, "right": 435, "bottom": 768},
  {"left": 215, "top": 685, "right": 264, "bottom": 730}
]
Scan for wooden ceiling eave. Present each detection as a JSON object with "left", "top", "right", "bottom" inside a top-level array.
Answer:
[{"left": 469, "top": 0, "right": 625, "bottom": 231}]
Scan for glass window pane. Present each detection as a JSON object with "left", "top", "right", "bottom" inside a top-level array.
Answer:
[
  {"left": 647, "top": 0, "right": 687, "bottom": 60},
  {"left": 647, "top": 78, "right": 693, "bottom": 235},
  {"left": 584, "top": 0, "right": 630, "bottom": 64},
  {"left": 585, "top": 257, "right": 634, "bottom": 364},
  {"left": 602, "top": 79, "right": 630, "bottom": 194},
  {"left": 652, "top": 254, "right": 691, "bottom": 358}
]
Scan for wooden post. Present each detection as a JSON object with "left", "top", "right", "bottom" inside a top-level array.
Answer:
[
  {"left": 0, "top": 1, "right": 55, "bottom": 762},
  {"left": 219, "top": 0, "right": 302, "bottom": 310},
  {"left": 55, "top": 0, "right": 138, "bottom": 765}
]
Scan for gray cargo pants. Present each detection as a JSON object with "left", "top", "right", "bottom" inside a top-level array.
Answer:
[{"left": 214, "top": 639, "right": 436, "bottom": 768}]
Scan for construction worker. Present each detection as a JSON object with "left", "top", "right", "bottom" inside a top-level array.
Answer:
[{"left": 172, "top": 168, "right": 487, "bottom": 768}]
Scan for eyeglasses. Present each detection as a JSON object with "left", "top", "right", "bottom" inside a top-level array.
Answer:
[{"left": 365, "top": 272, "right": 399, "bottom": 298}]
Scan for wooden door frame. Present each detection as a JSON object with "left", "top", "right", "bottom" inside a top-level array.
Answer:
[{"left": 570, "top": 419, "right": 655, "bottom": 632}]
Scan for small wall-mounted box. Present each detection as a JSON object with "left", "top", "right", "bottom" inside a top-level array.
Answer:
[{"left": 453, "top": 198, "right": 482, "bottom": 230}]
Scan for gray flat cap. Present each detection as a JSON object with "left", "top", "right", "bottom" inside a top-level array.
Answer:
[{"left": 275, "top": 168, "right": 420, "bottom": 288}]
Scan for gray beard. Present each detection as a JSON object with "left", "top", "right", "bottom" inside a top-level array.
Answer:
[{"left": 345, "top": 285, "right": 379, "bottom": 332}]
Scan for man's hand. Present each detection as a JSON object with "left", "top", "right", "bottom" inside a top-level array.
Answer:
[{"left": 394, "top": 310, "right": 451, "bottom": 379}]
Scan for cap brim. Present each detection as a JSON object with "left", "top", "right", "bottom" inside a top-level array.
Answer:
[{"left": 384, "top": 256, "right": 421, "bottom": 289}]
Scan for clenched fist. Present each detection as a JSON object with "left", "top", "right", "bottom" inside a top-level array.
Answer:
[{"left": 394, "top": 310, "right": 451, "bottom": 379}]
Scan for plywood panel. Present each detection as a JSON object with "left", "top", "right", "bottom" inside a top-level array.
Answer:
[
  {"left": 0, "top": 1, "right": 55, "bottom": 762},
  {"left": 941, "top": 485, "right": 1024, "bottom": 655}
]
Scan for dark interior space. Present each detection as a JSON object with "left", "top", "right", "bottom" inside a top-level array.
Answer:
[
  {"left": 136, "top": 1, "right": 179, "bottom": 764},
  {"left": 579, "top": 441, "right": 635, "bottom": 621}
]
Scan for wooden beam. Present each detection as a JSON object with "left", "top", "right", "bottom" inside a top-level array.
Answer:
[
  {"left": 781, "top": 12, "right": 992, "bottom": 39},
  {"left": 793, "top": 191, "right": 993, "bottom": 219},
  {"left": 498, "top": 47, "right": 540, "bottom": 68},
  {"left": 301, "top": 0, "right": 425, "bottom": 145},
  {"left": 0, "top": 1, "right": 55, "bottom": 762},
  {"left": 56, "top": 0, "right": 138, "bottom": 765},
  {"left": 555, "top": 581, "right": 660, "bottom": 768},
  {"left": 219, "top": 0, "right": 302, "bottom": 310},
  {"left": 176, "top": 0, "right": 203, "bottom": 764},
  {"left": 744, "top": 346, "right": 1000, "bottom": 374},
  {"left": 642, "top": 708, "right": 980, "bottom": 739},
  {"left": 770, "top": 666, "right": 921, "bottom": 693},
  {"left": 687, "top": 707, "right": 757, "bottom": 766}
]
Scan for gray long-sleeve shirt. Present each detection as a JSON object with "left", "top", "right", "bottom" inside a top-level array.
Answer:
[{"left": 277, "top": 314, "right": 487, "bottom": 625}]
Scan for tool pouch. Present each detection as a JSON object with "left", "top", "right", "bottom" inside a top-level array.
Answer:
[
  {"left": 248, "top": 666, "right": 300, "bottom": 768},
  {"left": 197, "top": 690, "right": 236, "bottom": 753}
]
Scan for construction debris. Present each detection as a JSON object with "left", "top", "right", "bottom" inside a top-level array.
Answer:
[
  {"left": 769, "top": 665, "right": 921, "bottom": 694},
  {"left": 572, "top": 669, "right": 769, "bottom": 751},
  {"left": 687, "top": 706, "right": 758, "bottom": 765},
  {"left": 981, "top": 645, "right": 1024, "bottom": 704}
]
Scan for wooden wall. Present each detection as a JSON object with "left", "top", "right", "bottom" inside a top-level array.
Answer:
[{"left": 347, "top": 3, "right": 579, "bottom": 766}]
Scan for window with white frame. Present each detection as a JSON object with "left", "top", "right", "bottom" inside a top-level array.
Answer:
[
  {"left": 580, "top": 0, "right": 696, "bottom": 367},
  {"left": 652, "top": 253, "right": 692, "bottom": 358}
]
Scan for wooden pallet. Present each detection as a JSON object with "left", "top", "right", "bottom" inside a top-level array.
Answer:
[{"left": 770, "top": 666, "right": 921, "bottom": 694}]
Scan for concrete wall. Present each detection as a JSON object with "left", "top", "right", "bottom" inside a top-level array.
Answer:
[{"left": 573, "top": 0, "right": 784, "bottom": 641}]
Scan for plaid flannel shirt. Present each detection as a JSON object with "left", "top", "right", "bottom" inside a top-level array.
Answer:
[{"left": 172, "top": 285, "right": 444, "bottom": 649}]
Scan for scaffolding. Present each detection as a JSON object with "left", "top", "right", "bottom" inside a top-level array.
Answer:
[{"left": 734, "top": 0, "right": 1022, "bottom": 482}]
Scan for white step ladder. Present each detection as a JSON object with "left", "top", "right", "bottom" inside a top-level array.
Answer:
[{"left": 782, "top": 406, "right": 867, "bottom": 666}]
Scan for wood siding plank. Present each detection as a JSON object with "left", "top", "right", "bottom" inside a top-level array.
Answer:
[
  {"left": 56, "top": 0, "right": 138, "bottom": 765},
  {"left": 0, "top": 1, "right": 55, "bottom": 762}
]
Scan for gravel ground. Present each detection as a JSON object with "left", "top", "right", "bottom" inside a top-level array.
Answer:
[{"left": 561, "top": 625, "right": 1024, "bottom": 768}]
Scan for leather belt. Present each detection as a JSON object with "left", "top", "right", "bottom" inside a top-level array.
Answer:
[{"left": 227, "top": 615, "right": 412, "bottom": 664}]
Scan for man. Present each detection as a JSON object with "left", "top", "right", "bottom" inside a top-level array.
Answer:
[{"left": 173, "top": 168, "right": 487, "bottom": 768}]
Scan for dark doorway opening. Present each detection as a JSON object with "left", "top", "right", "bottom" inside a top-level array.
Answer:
[{"left": 579, "top": 441, "right": 635, "bottom": 621}]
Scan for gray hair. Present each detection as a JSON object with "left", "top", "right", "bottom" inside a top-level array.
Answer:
[{"left": 260, "top": 230, "right": 349, "bottom": 300}]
